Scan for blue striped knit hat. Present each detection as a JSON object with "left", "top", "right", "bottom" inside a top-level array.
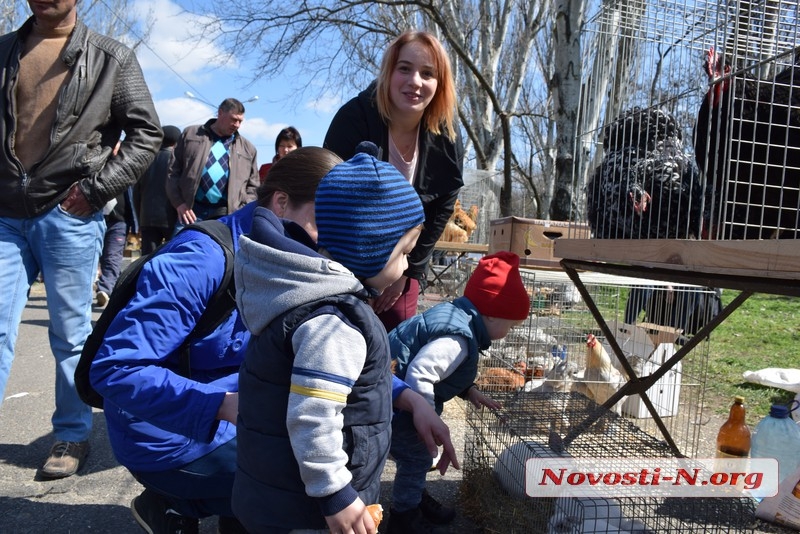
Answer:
[{"left": 315, "top": 144, "right": 425, "bottom": 279}]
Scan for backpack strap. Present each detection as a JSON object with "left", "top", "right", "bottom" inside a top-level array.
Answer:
[
  {"left": 174, "top": 220, "right": 238, "bottom": 377},
  {"left": 75, "top": 237, "right": 174, "bottom": 408}
]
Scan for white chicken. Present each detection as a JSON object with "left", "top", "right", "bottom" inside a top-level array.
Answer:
[{"left": 572, "top": 334, "right": 624, "bottom": 413}]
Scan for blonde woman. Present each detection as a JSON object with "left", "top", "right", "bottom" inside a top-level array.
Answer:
[{"left": 324, "top": 30, "right": 464, "bottom": 332}]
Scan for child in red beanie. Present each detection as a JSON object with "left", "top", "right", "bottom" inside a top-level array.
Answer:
[{"left": 386, "top": 251, "right": 530, "bottom": 533}]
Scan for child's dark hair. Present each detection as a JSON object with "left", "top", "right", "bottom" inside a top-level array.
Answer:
[{"left": 257, "top": 147, "right": 341, "bottom": 208}]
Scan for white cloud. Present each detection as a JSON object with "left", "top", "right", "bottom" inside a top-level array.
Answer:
[
  {"left": 134, "top": 0, "right": 338, "bottom": 157},
  {"left": 305, "top": 92, "right": 343, "bottom": 114},
  {"left": 153, "top": 97, "right": 214, "bottom": 131},
  {"left": 131, "top": 0, "right": 235, "bottom": 85},
  {"left": 239, "top": 117, "right": 287, "bottom": 148},
  {"left": 154, "top": 97, "right": 290, "bottom": 161}
]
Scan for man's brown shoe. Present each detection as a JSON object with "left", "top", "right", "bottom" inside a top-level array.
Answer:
[{"left": 39, "top": 441, "right": 89, "bottom": 479}]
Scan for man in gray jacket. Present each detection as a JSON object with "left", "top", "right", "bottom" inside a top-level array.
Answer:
[
  {"left": 166, "top": 98, "right": 259, "bottom": 233},
  {"left": 0, "top": 0, "right": 161, "bottom": 479}
]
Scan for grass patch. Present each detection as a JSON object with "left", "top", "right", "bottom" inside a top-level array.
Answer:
[{"left": 705, "top": 291, "right": 800, "bottom": 426}]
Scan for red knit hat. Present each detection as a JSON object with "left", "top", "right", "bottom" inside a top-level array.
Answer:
[{"left": 464, "top": 251, "right": 530, "bottom": 320}]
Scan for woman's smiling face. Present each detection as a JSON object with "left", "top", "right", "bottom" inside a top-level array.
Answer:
[{"left": 389, "top": 40, "right": 439, "bottom": 118}]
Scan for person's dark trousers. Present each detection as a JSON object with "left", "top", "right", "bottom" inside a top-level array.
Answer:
[
  {"left": 96, "top": 219, "right": 127, "bottom": 295},
  {"left": 130, "top": 438, "right": 237, "bottom": 519},
  {"left": 172, "top": 203, "right": 228, "bottom": 236},
  {"left": 140, "top": 226, "right": 173, "bottom": 255},
  {"left": 624, "top": 286, "right": 653, "bottom": 324}
]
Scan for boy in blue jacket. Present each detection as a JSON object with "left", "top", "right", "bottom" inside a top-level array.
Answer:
[{"left": 387, "top": 251, "right": 531, "bottom": 533}]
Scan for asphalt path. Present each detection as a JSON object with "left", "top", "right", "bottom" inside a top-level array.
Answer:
[{"left": 0, "top": 282, "right": 476, "bottom": 534}]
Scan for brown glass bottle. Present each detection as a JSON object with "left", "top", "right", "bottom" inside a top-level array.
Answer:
[{"left": 716, "top": 396, "right": 751, "bottom": 458}]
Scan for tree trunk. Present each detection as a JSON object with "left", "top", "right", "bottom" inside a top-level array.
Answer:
[{"left": 550, "top": 0, "right": 585, "bottom": 221}]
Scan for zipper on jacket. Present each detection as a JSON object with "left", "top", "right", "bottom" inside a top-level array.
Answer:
[{"left": 73, "top": 64, "right": 85, "bottom": 116}]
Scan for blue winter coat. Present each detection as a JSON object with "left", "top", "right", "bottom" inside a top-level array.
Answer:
[{"left": 90, "top": 202, "right": 256, "bottom": 471}]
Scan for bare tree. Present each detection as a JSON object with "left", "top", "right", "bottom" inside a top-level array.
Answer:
[
  {"left": 550, "top": 0, "right": 586, "bottom": 220},
  {"left": 1, "top": 0, "right": 147, "bottom": 47},
  {"left": 205, "top": 0, "right": 550, "bottom": 216},
  {"left": 0, "top": 0, "right": 31, "bottom": 34}
]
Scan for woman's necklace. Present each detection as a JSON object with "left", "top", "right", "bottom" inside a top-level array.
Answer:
[{"left": 390, "top": 130, "right": 417, "bottom": 165}]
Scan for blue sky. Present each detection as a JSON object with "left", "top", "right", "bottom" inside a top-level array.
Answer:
[{"left": 129, "top": 0, "right": 341, "bottom": 165}]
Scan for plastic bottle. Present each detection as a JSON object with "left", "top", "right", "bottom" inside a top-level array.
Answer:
[
  {"left": 750, "top": 403, "right": 800, "bottom": 485},
  {"left": 716, "top": 396, "right": 751, "bottom": 458}
]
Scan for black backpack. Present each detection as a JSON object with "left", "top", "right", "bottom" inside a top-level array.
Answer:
[{"left": 75, "top": 220, "right": 237, "bottom": 409}]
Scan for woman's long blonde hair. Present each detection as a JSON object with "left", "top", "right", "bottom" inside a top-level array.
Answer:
[{"left": 375, "top": 31, "right": 458, "bottom": 142}]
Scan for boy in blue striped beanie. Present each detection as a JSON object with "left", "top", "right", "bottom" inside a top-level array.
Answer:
[{"left": 233, "top": 143, "right": 429, "bottom": 533}]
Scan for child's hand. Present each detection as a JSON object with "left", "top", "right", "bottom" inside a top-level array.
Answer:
[
  {"left": 466, "top": 386, "right": 502, "bottom": 410},
  {"left": 370, "top": 275, "right": 407, "bottom": 314},
  {"left": 324, "top": 497, "right": 377, "bottom": 534},
  {"left": 216, "top": 392, "right": 238, "bottom": 424}
]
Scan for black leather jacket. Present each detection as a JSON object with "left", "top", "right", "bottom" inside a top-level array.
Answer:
[{"left": 0, "top": 17, "right": 162, "bottom": 218}]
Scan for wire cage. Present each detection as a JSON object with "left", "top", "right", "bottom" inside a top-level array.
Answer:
[
  {"left": 574, "top": 0, "right": 799, "bottom": 241},
  {"left": 424, "top": 169, "right": 502, "bottom": 299},
  {"left": 462, "top": 391, "right": 758, "bottom": 533},
  {"left": 457, "top": 268, "right": 759, "bottom": 532},
  {"left": 458, "top": 169, "right": 503, "bottom": 246},
  {"left": 476, "top": 268, "right": 716, "bottom": 458}
]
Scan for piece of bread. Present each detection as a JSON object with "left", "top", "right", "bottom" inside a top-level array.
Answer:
[{"left": 366, "top": 503, "right": 383, "bottom": 527}]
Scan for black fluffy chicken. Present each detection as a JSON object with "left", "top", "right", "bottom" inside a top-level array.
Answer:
[
  {"left": 587, "top": 107, "right": 703, "bottom": 239},
  {"left": 694, "top": 47, "right": 800, "bottom": 239}
]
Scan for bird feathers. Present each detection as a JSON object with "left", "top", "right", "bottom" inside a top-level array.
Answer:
[
  {"left": 588, "top": 107, "right": 703, "bottom": 239},
  {"left": 572, "top": 334, "right": 624, "bottom": 412},
  {"left": 694, "top": 48, "right": 800, "bottom": 239}
]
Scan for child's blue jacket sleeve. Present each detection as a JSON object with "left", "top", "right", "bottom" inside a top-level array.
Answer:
[{"left": 392, "top": 375, "right": 410, "bottom": 402}]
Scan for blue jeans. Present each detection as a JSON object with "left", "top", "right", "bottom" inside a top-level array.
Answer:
[
  {"left": 0, "top": 206, "right": 104, "bottom": 441},
  {"left": 96, "top": 219, "right": 127, "bottom": 295},
  {"left": 131, "top": 438, "right": 237, "bottom": 518},
  {"left": 390, "top": 410, "right": 434, "bottom": 512}
]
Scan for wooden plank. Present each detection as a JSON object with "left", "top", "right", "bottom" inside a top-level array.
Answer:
[
  {"left": 554, "top": 239, "right": 800, "bottom": 280},
  {"left": 433, "top": 241, "right": 489, "bottom": 253}
]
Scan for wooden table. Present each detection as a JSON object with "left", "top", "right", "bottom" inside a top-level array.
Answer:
[{"left": 426, "top": 241, "right": 489, "bottom": 297}]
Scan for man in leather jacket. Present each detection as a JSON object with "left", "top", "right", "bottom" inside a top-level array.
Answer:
[{"left": 0, "top": 0, "right": 161, "bottom": 479}]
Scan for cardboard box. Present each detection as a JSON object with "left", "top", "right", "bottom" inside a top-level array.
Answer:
[
  {"left": 601, "top": 321, "right": 683, "bottom": 419},
  {"left": 489, "top": 217, "right": 590, "bottom": 268},
  {"left": 621, "top": 344, "right": 682, "bottom": 419},
  {"left": 636, "top": 322, "right": 682, "bottom": 346}
]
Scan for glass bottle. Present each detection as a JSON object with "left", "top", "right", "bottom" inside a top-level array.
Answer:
[{"left": 716, "top": 396, "right": 751, "bottom": 458}]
